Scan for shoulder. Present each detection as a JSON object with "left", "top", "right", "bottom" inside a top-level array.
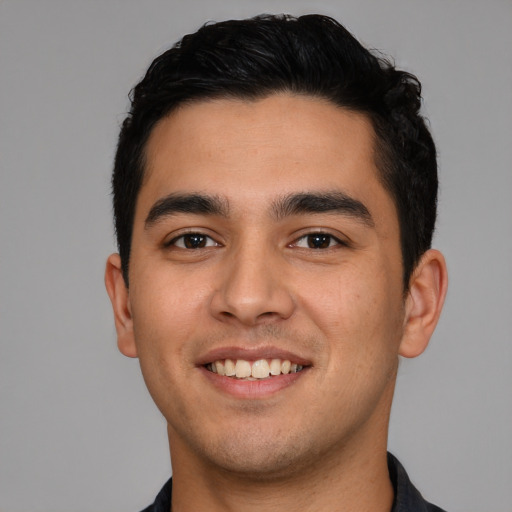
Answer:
[
  {"left": 388, "top": 453, "right": 448, "bottom": 512},
  {"left": 138, "top": 478, "right": 173, "bottom": 512}
]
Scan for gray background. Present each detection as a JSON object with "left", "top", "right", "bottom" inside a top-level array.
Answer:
[{"left": 1, "top": 1, "right": 511, "bottom": 511}]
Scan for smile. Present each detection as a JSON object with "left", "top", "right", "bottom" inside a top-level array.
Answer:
[{"left": 206, "top": 358, "right": 305, "bottom": 380}]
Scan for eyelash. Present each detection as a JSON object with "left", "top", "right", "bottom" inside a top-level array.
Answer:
[
  {"left": 165, "top": 231, "right": 346, "bottom": 250},
  {"left": 166, "top": 232, "right": 220, "bottom": 249},
  {"left": 291, "top": 232, "right": 346, "bottom": 250}
]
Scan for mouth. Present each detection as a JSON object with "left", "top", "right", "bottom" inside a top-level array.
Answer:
[{"left": 205, "top": 358, "right": 305, "bottom": 381}]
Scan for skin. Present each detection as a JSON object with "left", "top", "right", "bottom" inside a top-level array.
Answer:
[{"left": 105, "top": 94, "right": 447, "bottom": 512}]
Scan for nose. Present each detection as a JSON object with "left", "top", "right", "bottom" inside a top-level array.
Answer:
[{"left": 210, "top": 242, "right": 295, "bottom": 326}]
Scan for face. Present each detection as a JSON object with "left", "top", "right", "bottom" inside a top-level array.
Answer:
[{"left": 111, "top": 94, "right": 414, "bottom": 478}]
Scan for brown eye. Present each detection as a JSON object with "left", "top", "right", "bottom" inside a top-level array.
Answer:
[
  {"left": 307, "top": 234, "right": 332, "bottom": 249},
  {"left": 293, "top": 233, "right": 342, "bottom": 249},
  {"left": 184, "top": 234, "right": 206, "bottom": 248},
  {"left": 170, "top": 233, "right": 218, "bottom": 249}
]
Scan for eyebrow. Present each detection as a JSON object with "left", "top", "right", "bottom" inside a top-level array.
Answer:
[
  {"left": 144, "top": 190, "right": 374, "bottom": 228},
  {"left": 145, "top": 193, "right": 229, "bottom": 228},
  {"left": 271, "top": 192, "right": 374, "bottom": 227}
]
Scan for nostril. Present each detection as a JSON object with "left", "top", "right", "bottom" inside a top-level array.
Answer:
[{"left": 258, "top": 311, "right": 280, "bottom": 320}]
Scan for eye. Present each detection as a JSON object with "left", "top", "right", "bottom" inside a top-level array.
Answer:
[
  {"left": 293, "top": 233, "right": 343, "bottom": 249},
  {"left": 168, "top": 233, "right": 219, "bottom": 249}
]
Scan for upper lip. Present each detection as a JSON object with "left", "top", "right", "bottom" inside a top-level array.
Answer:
[{"left": 196, "top": 346, "right": 312, "bottom": 367}]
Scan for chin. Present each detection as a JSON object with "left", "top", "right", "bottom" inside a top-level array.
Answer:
[
  {"left": 205, "top": 440, "right": 307, "bottom": 480},
  {"left": 176, "top": 420, "right": 331, "bottom": 481}
]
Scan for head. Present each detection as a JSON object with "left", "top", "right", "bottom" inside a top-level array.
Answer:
[
  {"left": 112, "top": 14, "right": 438, "bottom": 290},
  {"left": 106, "top": 13, "right": 447, "bottom": 482}
]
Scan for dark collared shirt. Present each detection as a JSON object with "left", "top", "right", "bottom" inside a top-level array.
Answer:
[{"left": 141, "top": 453, "right": 447, "bottom": 512}]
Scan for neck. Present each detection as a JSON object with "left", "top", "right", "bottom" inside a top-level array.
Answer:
[{"left": 168, "top": 425, "right": 394, "bottom": 512}]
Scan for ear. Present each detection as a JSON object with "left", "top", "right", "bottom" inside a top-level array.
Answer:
[
  {"left": 104, "top": 253, "right": 138, "bottom": 358},
  {"left": 399, "top": 249, "right": 448, "bottom": 358}
]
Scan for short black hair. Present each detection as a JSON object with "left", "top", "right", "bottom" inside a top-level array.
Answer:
[{"left": 112, "top": 14, "right": 438, "bottom": 289}]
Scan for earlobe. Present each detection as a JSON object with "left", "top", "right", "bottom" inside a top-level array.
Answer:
[
  {"left": 399, "top": 249, "right": 448, "bottom": 358},
  {"left": 104, "top": 253, "right": 138, "bottom": 358}
]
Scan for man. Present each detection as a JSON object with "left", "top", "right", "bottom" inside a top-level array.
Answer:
[{"left": 105, "top": 14, "right": 448, "bottom": 512}]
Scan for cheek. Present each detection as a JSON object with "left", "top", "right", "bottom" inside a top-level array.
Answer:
[
  {"left": 128, "top": 270, "right": 209, "bottom": 418},
  {"left": 302, "top": 263, "right": 404, "bottom": 360},
  {"left": 129, "top": 264, "right": 211, "bottom": 362}
]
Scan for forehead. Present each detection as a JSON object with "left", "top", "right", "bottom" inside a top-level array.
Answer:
[{"left": 139, "top": 94, "right": 395, "bottom": 225}]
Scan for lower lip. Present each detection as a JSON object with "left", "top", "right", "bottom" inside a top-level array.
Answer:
[{"left": 199, "top": 366, "right": 306, "bottom": 399}]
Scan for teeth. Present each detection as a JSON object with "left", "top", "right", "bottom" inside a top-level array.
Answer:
[
  {"left": 235, "top": 360, "right": 251, "bottom": 378},
  {"left": 215, "top": 360, "right": 225, "bottom": 376},
  {"left": 224, "top": 359, "right": 236, "bottom": 377},
  {"left": 251, "top": 359, "right": 270, "bottom": 378},
  {"left": 207, "top": 358, "right": 304, "bottom": 380},
  {"left": 269, "top": 358, "right": 281, "bottom": 376}
]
